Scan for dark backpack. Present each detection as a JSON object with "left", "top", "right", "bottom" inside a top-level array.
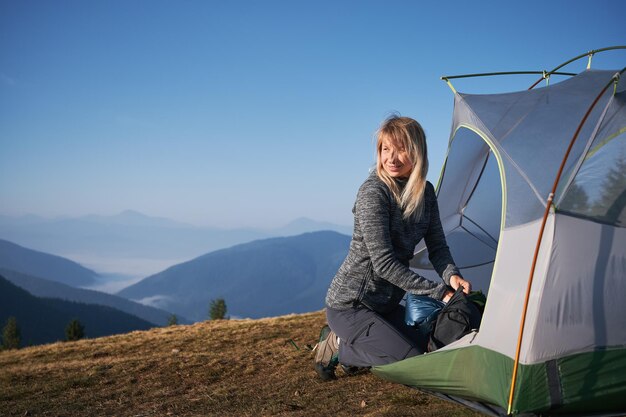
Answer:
[{"left": 428, "top": 288, "right": 483, "bottom": 351}]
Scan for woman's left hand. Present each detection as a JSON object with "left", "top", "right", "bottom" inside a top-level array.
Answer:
[{"left": 450, "top": 275, "right": 472, "bottom": 294}]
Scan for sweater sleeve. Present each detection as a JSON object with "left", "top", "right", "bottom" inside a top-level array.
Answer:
[
  {"left": 355, "top": 181, "right": 447, "bottom": 300},
  {"left": 424, "top": 183, "right": 461, "bottom": 285}
]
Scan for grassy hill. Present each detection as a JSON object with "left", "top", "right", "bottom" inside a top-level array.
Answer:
[{"left": 0, "top": 310, "right": 479, "bottom": 416}]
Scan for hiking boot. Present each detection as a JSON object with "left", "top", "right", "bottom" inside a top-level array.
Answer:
[
  {"left": 340, "top": 364, "right": 369, "bottom": 376},
  {"left": 313, "top": 325, "right": 339, "bottom": 381}
]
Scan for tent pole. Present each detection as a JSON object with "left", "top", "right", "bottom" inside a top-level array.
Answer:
[
  {"left": 440, "top": 77, "right": 457, "bottom": 94},
  {"left": 528, "top": 46, "right": 626, "bottom": 90},
  {"left": 506, "top": 69, "right": 624, "bottom": 415},
  {"left": 439, "top": 47, "right": 625, "bottom": 91},
  {"left": 441, "top": 71, "right": 575, "bottom": 82}
]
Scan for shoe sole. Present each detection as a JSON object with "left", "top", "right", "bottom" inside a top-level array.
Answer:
[{"left": 315, "top": 363, "right": 336, "bottom": 381}]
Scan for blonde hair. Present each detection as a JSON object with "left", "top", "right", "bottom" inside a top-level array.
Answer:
[{"left": 375, "top": 116, "right": 429, "bottom": 220}]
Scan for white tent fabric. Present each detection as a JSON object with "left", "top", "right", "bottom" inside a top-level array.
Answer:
[
  {"left": 411, "top": 69, "right": 625, "bottom": 363},
  {"left": 530, "top": 214, "right": 626, "bottom": 362}
]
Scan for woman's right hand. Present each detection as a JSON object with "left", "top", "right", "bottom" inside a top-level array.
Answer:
[
  {"left": 443, "top": 275, "right": 472, "bottom": 302},
  {"left": 450, "top": 275, "right": 472, "bottom": 294}
]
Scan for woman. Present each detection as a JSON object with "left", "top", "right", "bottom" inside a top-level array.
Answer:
[{"left": 315, "top": 115, "right": 471, "bottom": 380}]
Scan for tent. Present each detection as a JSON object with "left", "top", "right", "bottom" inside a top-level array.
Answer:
[{"left": 372, "top": 48, "right": 626, "bottom": 416}]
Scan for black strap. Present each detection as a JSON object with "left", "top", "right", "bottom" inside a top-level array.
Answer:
[{"left": 546, "top": 359, "right": 563, "bottom": 408}]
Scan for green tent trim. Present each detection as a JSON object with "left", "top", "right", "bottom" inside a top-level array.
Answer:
[{"left": 371, "top": 345, "right": 626, "bottom": 415}]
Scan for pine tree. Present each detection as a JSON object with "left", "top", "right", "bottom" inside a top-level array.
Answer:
[
  {"left": 209, "top": 298, "right": 228, "bottom": 320},
  {"left": 167, "top": 314, "right": 178, "bottom": 326},
  {"left": 65, "top": 319, "right": 85, "bottom": 342},
  {"left": 1, "top": 316, "right": 21, "bottom": 350}
]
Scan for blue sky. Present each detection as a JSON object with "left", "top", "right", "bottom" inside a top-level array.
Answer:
[{"left": 1, "top": 0, "right": 625, "bottom": 228}]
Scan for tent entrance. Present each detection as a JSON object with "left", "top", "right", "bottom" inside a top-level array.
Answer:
[{"left": 410, "top": 126, "right": 503, "bottom": 294}]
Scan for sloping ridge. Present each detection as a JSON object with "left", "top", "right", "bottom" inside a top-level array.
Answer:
[
  {"left": 118, "top": 231, "right": 351, "bottom": 321},
  {"left": 0, "top": 238, "right": 97, "bottom": 287},
  {"left": 0, "top": 268, "right": 189, "bottom": 326},
  {"left": 0, "top": 275, "right": 156, "bottom": 346}
]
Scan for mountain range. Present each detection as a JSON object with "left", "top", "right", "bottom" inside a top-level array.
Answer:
[
  {"left": 0, "top": 229, "right": 351, "bottom": 326},
  {"left": 0, "top": 211, "right": 352, "bottom": 277},
  {"left": 0, "top": 214, "right": 353, "bottom": 327},
  {"left": 118, "top": 231, "right": 350, "bottom": 322}
]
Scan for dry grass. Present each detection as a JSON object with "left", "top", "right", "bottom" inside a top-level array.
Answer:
[{"left": 0, "top": 311, "right": 481, "bottom": 416}]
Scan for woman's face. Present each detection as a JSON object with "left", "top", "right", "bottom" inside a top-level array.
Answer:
[{"left": 380, "top": 137, "right": 413, "bottom": 179}]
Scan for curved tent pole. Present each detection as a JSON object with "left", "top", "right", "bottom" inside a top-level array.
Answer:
[
  {"left": 441, "top": 71, "right": 576, "bottom": 80},
  {"left": 441, "top": 71, "right": 576, "bottom": 93},
  {"left": 440, "top": 46, "right": 626, "bottom": 92},
  {"left": 528, "top": 46, "right": 626, "bottom": 89},
  {"left": 506, "top": 68, "right": 625, "bottom": 415}
]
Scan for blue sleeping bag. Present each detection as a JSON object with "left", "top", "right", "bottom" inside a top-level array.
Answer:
[{"left": 405, "top": 294, "right": 445, "bottom": 334}]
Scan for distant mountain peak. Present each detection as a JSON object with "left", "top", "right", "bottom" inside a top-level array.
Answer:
[
  {"left": 76, "top": 210, "right": 195, "bottom": 229},
  {"left": 273, "top": 217, "right": 352, "bottom": 237},
  {"left": 118, "top": 209, "right": 149, "bottom": 217},
  {"left": 284, "top": 217, "right": 319, "bottom": 227}
]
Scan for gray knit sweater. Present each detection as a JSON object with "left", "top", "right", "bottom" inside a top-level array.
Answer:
[{"left": 325, "top": 171, "right": 460, "bottom": 313}]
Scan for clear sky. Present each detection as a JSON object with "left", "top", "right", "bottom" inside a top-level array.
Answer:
[{"left": 1, "top": 0, "right": 625, "bottom": 228}]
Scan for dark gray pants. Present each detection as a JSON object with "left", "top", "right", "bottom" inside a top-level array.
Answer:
[{"left": 326, "top": 304, "right": 424, "bottom": 367}]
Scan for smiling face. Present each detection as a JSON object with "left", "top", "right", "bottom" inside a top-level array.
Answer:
[{"left": 379, "top": 136, "right": 413, "bottom": 179}]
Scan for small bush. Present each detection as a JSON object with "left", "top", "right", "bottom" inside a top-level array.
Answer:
[
  {"left": 209, "top": 298, "right": 228, "bottom": 320},
  {"left": 1, "top": 317, "right": 21, "bottom": 350},
  {"left": 65, "top": 319, "right": 85, "bottom": 342}
]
